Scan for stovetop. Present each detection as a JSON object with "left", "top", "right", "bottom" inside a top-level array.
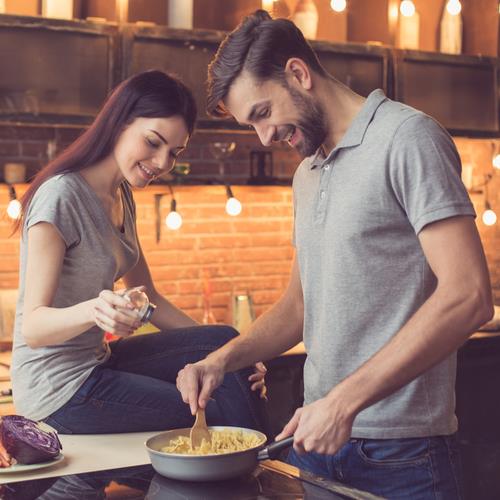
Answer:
[{"left": 0, "top": 461, "right": 381, "bottom": 499}]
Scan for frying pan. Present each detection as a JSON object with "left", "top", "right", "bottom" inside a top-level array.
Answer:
[{"left": 145, "top": 426, "right": 293, "bottom": 481}]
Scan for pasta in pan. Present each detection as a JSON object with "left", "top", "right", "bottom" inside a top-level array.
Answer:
[{"left": 161, "top": 429, "right": 264, "bottom": 455}]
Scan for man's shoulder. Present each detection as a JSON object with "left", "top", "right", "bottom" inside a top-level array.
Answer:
[
  {"left": 375, "top": 98, "right": 424, "bottom": 127},
  {"left": 372, "top": 99, "right": 449, "bottom": 146}
]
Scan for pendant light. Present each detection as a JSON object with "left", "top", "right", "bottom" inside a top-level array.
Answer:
[
  {"left": 225, "top": 186, "right": 242, "bottom": 216},
  {"left": 165, "top": 185, "right": 182, "bottom": 230},
  {"left": 166, "top": 198, "right": 182, "bottom": 230},
  {"left": 7, "top": 185, "right": 21, "bottom": 220},
  {"left": 482, "top": 180, "right": 497, "bottom": 226},
  {"left": 330, "top": 0, "right": 347, "bottom": 13}
]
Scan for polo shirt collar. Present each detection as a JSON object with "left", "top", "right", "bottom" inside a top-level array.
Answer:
[{"left": 309, "top": 88, "right": 387, "bottom": 169}]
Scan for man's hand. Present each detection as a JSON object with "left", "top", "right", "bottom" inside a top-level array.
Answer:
[
  {"left": 249, "top": 362, "right": 267, "bottom": 400},
  {"left": 275, "top": 392, "right": 356, "bottom": 455},
  {"left": 176, "top": 359, "right": 225, "bottom": 415}
]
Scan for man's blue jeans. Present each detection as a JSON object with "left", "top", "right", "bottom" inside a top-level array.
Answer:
[
  {"left": 44, "top": 325, "right": 264, "bottom": 434},
  {"left": 287, "top": 435, "right": 464, "bottom": 499}
]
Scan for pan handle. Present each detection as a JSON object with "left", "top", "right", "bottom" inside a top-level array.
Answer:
[{"left": 257, "top": 436, "right": 294, "bottom": 461}]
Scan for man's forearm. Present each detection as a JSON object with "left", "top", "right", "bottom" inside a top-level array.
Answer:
[
  {"left": 208, "top": 295, "right": 304, "bottom": 373},
  {"left": 330, "top": 283, "right": 493, "bottom": 416}
]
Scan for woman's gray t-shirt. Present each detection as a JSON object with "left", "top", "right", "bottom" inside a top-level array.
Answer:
[{"left": 12, "top": 172, "right": 139, "bottom": 420}]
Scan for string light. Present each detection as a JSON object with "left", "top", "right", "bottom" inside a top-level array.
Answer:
[
  {"left": 165, "top": 185, "right": 182, "bottom": 230},
  {"left": 482, "top": 181, "right": 497, "bottom": 226},
  {"left": 225, "top": 185, "right": 242, "bottom": 216},
  {"left": 493, "top": 154, "right": 500, "bottom": 170},
  {"left": 7, "top": 185, "right": 21, "bottom": 220},
  {"left": 446, "top": 0, "right": 462, "bottom": 16},
  {"left": 400, "top": 0, "right": 416, "bottom": 17},
  {"left": 154, "top": 186, "right": 182, "bottom": 241},
  {"left": 262, "top": 0, "right": 274, "bottom": 12},
  {"left": 330, "top": 0, "right": 347, "bottom": 13},
  {"left": 165, "top": 198, "right": 182, "bottom": 230},
  {"left": 482, "top": 203, "right": 497, "bottom": 226}
]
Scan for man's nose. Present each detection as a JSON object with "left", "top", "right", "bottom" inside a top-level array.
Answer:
[{"left": 255, "top": 125, "right": 274, "bottom": 147}]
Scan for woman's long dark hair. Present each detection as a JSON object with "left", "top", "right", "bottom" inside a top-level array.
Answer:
[{"left": 16, "top": 70, "right": 197, "bottom": 232}]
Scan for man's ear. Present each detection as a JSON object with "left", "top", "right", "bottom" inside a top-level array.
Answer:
[{"left": 285, "top": 58, "right": 312, "bottom": 91}]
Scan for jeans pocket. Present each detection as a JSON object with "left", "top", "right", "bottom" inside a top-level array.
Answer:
[{"left": 356, "top": 437, "right": 431, "bottom": 467}]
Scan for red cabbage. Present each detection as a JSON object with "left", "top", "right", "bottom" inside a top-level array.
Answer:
[{"left": 1, "top": 416, "right": 62, "bottom": 464}]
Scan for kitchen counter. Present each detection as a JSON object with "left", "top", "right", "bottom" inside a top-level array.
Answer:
[{"left": 0, "top": 432, "right": 382, "bottom": 499}]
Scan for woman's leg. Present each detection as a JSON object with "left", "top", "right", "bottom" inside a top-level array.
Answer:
[
  {"left": 108, "top": 325, "right": 264, "bottom": 431},
  {"left": 44, "top": 325, "right": 264, "bottom": 434},
  {"left": 44, "top": 366, "right": 194, "bottom": 434}
]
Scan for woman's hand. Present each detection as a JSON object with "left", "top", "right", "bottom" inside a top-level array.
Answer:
[
  {"left": 91, "top": 289, "right": 142, "bottom": 337},
  {"left": 249, "top": 361, "right": 267, "bottom": 400}
]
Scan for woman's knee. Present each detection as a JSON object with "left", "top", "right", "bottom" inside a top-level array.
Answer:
[{"left": 196, "top": 324, "right": 239, "bottom": 348}]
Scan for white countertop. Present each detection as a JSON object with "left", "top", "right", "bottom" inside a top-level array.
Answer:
[{"left": 0, "top": 431, "right": 157, "bottom": 484}]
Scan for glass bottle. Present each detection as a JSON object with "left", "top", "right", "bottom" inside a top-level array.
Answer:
[
  {"left": 201, "top": 275, "right": 217, "bottom": 325},
  {"left": 292, "top": 0, "right": 318, "bottom": 40},
  {"left": 439, "top": 0, "right": 462, "bottom": 54},
  {"left": 124, "top": 288, "right": 156, "bottom": 323}
]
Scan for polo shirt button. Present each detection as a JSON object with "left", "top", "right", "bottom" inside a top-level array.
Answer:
[
  {"left": 320, "top": 190, "right": 326, "bottom": 199},
  {"left": 324, "top": 164, "right": 330, "bottom": 171}
]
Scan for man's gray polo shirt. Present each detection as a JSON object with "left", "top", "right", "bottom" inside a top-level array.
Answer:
[{"left": 293, "top": 89, "right": 475, "bottom": 438}]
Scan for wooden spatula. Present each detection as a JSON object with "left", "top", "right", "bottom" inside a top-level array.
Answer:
[{"left": 190, "top": 408, "right": 211, "bottom": 449}]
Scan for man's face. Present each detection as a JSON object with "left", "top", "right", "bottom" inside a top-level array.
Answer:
[{"left": 225, "top": 71, "right": 327, "bottom": 157}]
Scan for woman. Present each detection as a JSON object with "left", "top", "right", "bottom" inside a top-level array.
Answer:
[{"left": 11, "top": 70, "right": 266, "bottom": 434}]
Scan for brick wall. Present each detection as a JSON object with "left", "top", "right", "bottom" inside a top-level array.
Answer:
[
  {"left": 0, "top": 124, "right": 498, "bottom": 329},
  {"left": 0, "top": 124, "right": 300, "bottom": 185}
]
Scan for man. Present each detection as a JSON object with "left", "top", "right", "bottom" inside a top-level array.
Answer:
[{"left": 177, "top": 10, "right": 493, "bottom": 498}]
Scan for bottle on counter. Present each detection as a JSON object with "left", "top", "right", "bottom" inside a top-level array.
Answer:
[{"left": 202, "top": 275, "right": 217, "bottom": 325}]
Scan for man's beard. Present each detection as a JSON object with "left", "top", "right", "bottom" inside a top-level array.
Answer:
[{"left": 287, "top": 86, "right": 328, "bottom": 158}]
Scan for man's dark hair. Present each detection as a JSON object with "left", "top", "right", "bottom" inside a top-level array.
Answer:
[{"left": 207, "top": 9, "right": 327, "bottom": 118}]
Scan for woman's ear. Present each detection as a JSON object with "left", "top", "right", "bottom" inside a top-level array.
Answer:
[{"left": 284, "top": 58, "right": 312, "bottom": 91}]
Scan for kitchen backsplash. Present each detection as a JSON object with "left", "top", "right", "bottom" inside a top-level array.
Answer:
[{"left": 0, "top": 125, "right": 498, "bottom": 328}]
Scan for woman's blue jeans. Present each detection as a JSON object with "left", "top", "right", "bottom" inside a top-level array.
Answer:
[
  {"left": 287, "top": 435, "right": 464, "bottom": 499},
  {"left": 44, "top": 326, "right": 264, "bottom": 434}
]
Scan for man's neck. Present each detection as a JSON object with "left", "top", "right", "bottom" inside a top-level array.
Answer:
[{"left": 317, "top": 77, "right": 366, "bottom": 154}]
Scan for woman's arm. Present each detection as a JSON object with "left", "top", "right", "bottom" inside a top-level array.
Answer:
[
  {"left": 22, "top": 223, "right": 141, "bottom": 348},
  {"left": 122, "top": 244, "right": 198, "bottom": 330},
  {"left": 125, "top": 242, "right": 267, "bottom": 397}
]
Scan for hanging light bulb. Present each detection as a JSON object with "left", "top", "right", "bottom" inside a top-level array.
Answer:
[
  {"left": 262, "top": 0, "right": 274, "bottom": 12},
  {"left": 482, "top": 179, "right": 497, "bottom": 225},
  {"left": 225, "top": 185, "right": 242, "bottom": 216},
  {"left": 446, "top": 0, "right": 462, "bottom": 16},
  {"left": 165, "top": 198, "right": 182, "bottom": 230},
  {"left": 400, "top": 0, "right": 416, "bottom": 17},
  {"left": 482, "top": 203, "right": 497, "bottom": 226},
  {"left": 493, "top": 154, "right": 500, "bottom": 170},
  {"left": 7, "top": 185, "right": 21, "bottom": 220},
  {"left": 330, "top": 0, "right": 347, "bottom": 13}
]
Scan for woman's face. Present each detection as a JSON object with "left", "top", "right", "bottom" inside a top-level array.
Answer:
[{"left": 113, "top": 116, "right": 189, "bottom": 187}]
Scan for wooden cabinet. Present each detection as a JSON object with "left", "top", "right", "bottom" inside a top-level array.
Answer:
[
  {"left": 393, "top": 49, "right": 499, "bottom": 136},
  {"left": 313, "top": 41, "right": 390, "bottom": 97},
  {"left": 0, "top": 14, "right": 497, "bottom": 136},
  {"left": 0, "top": 14, "right": 118, "bottom": 124}
]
